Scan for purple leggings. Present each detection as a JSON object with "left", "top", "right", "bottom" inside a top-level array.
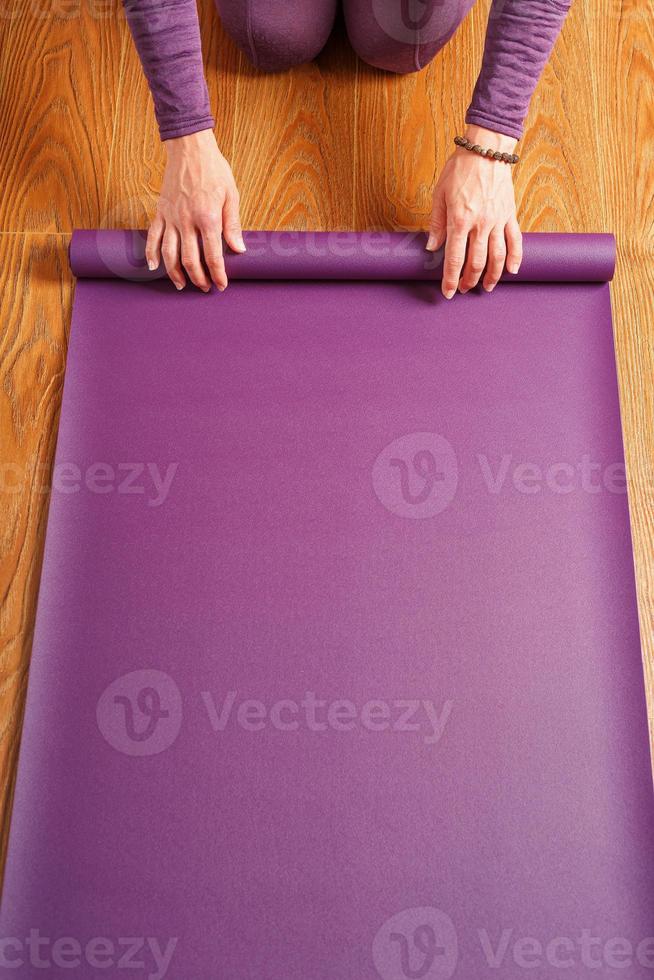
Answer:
[
  {"left": 216, "top": 0, "right": 475, "bottom": 74},
  {"left": 124, "top": 0, "right": 573, "bottom": 141}
]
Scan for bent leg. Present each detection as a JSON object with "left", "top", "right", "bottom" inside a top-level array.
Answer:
[
  {"left": 215, "top": 0, "right": 338, "bottom": 72},
  {"left": 344, "top": 0, "right": 475, "bottom": 74}
]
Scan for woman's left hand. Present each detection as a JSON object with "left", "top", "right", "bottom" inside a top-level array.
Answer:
[{"left": 427, "top": 125, "right": 522, "bottom": 299}]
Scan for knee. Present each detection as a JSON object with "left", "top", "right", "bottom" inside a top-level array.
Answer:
[
  {"left": 351, "top": 37, "right": 422, "bottom": 74},
  {"left": 345, "top": 1, "right": 470, "bottom": 74},
  {"left": 348, "top": 33, "right": 454, "bottom": 74},
  {"left": 217, "top": 2, "right": 336, "bottom": 72},
  {"left": 250, "top": 24, "right": 330, "bottom": 72}
]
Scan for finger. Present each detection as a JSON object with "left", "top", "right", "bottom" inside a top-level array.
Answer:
[
  {"left": 505, "top": 216, "right": 523, "bottom": 274},
  {"left": 161, "top": 225, "right": 186, "bottom": 290},
  {"left": 201, "top": 225, "right": 227, "bottom": 291},
  {"left": 181, "top": 226, "right": 211, "bottom": 292},
  {"left": 459, "top": 224, "right": 490, "bottom": 293},
  {"left": 441, "top": 221, "right": 469, "bottom": 299},
  {"left": 482, "top": 227, "right": 507, "bottom": 292},
  {"left": 222, "top": 192, "right": 245, "bottom": 255},
  {"left": 427, "top": 188, "right": 447, "bottom": 252},
  {"left": 145, "top": 213, "right": 164, "bottom": 272}
]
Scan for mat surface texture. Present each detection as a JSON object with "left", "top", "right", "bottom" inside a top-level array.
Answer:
[{"left": 1, "top": 231, "right": 652, "bottom": 980}]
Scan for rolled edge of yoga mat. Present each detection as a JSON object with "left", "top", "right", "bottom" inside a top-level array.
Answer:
[{"left": 69, "top": 229, "right": 617, "bottom": 283}]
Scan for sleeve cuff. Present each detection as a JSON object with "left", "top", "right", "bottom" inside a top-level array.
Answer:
[
  {"left": 159, "top": 116, "right": 216, "bottom": 142},
  {"left": 464, "top": 110, "right": 523, "bottom": 142}
]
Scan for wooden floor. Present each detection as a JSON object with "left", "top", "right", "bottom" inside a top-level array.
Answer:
[{"left": 1, "top": 0, "right": 653, "bottom": 882}]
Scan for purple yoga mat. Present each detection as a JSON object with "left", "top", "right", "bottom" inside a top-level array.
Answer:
[
  {"left": 2, "top": 231, "right": 653, "bottom": 980},
  {"left": 69, "top": 228, "right": 617, "bottom": 282}
]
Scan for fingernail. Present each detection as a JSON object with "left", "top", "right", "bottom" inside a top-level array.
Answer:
[
  {"left": 443, "top": 289, "right": 455, "bottom": 300},
  {"left": 426, "top": 234, "right": 437, "bottom": 252},
  {"left": 175, "top": 283, "right": 184, "bottom": 291},
  {"left": 507, "top": 263, "right": 519, "bottom": 274},
  {"left": 218, "top": 285, "right": 226, "bottom": 292},
  {"left": 236, "top": 237, "right": 246, "bottom": 253},
  {"left": 147, "top": 259, "right": 157, "bottom": 271},
  {"left": 459, "top": 286, "right": 469, "bottom": 295},
  {"left": 483, "top": 283, "right": 494, "bottom": 292}
]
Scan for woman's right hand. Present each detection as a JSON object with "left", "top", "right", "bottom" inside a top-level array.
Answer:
[{"left": 146, "top": 129, "right": 245, "bottom": 292}]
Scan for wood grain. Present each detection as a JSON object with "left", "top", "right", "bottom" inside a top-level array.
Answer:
[
  {"left": 0, "top": 0, "right": 124, "bottom": 231},
  {"left": 0, "top": 235, "right": 72, "bottom": 877},
  {"left": 1, "top": 0, "right": 653, "bottom": 888},
  {"left": 231, "top": 23, "right": 358, "bottom": 230},
  {"left": 353, "top": 1, "right": 487, "bottom": 229}
]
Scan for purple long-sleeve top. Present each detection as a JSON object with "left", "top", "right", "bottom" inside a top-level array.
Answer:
[{"left": 123, "top": 0, "right": 572, "bottom": 143}]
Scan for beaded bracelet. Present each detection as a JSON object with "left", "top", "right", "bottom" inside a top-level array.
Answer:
[{"left": 454, "top": 135, "right": 519, "bottom": 165}]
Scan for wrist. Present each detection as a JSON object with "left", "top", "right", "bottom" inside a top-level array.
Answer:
[
  {"left": 165, "top": 128, "right": 217, "bottom": 158},
  {"left": 462, "top": 124, "right": 517, "bottom": 155}
]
